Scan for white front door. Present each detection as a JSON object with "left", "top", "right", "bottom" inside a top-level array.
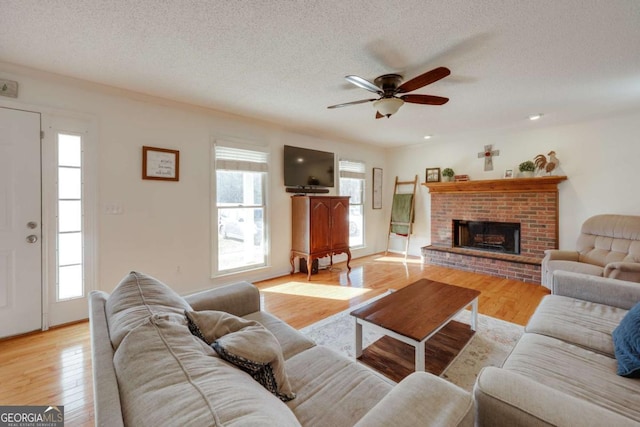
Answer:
[{"left": 0, "top": 107, "right": 42, "bottom": 338}]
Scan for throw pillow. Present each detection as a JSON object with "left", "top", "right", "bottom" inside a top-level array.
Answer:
[
  {"left": 612, "top": 301, "right": 640, "bottom": 378},
  {"left": 185, "top": 310, "right": 296, "bottom": 401}
]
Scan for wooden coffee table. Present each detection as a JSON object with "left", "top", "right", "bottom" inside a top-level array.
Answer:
[{"left": 350, "top": 279, "right": 480, "bottom": 374}]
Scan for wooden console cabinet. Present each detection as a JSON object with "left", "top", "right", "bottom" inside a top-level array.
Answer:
[{"left": 290, "top": 195, "right": 352, "bottom": 280}]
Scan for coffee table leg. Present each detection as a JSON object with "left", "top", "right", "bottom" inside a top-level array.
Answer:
[
  {"left": 415, "top": 343, "right": 425, "bottom": 372},
  {"left": 354, "top": 318, "right": 363, "bottom": 358},
  {"left": 471, "top": 297, "right": 478, "bottom": 331}
]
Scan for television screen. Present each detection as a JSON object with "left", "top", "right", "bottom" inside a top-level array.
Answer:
[{"left": 284, "top": 145, "right": 335, "bottom": 188}]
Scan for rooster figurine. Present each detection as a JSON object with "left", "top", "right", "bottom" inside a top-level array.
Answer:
[{"left": 534, "top": 151, "right": 560, "bottom": 174}]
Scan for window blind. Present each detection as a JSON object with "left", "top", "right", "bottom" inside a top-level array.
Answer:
[
  {"left": 338, "top": 159, "right": 366, "bottom": 179},
  {"left": 215, "top": 145, "right": 268, "bottom": 172}
]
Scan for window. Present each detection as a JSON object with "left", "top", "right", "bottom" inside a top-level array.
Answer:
[
  {"left": 57, "top": 133, "right": 84, "bottom": 300},
  {"left": 339, "top": 160, "right": 366, "bottom": 248},
  {"left": 214, "top": 145, "right": 268, "bottom": 274}
]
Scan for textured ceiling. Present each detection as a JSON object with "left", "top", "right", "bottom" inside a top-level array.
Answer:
[{"left": 2, "top": 1, "right": 640, "bottom": 147}]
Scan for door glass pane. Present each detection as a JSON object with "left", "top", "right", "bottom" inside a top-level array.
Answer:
[
  {"left": 58, "top": 200, "right": 82, "bottom": 232},
  {"left": 58, "top": 264, "right": 83, "bottom": 299},
  {"left": 58, "top": 167, "right": 81, "bottom": 199},
  {"left": 58, "top": 134, "right": 81, "bottom": 167},
  {"left": 58, "top": 232, "right": 82, "bottom": 266}
]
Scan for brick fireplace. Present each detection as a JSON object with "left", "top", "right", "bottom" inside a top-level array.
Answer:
[{"left": 421, "top": 176, "right": 567, "bottom": 284}]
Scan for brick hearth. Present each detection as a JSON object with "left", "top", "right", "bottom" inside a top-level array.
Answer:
[{"left": 421, "top": 177, "right": 567, "bottom": 284}]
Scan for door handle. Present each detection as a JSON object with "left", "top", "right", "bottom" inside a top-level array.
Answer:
[{"left": 26, "top": 235, "right": 38, "bottom": 244}]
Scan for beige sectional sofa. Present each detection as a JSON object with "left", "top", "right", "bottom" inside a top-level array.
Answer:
[
  {"left": 89, "top": 271, "right": 474, "bottom": 426},
  {"left": 474, "top": 270, "right": 640, "bottom": 426}
]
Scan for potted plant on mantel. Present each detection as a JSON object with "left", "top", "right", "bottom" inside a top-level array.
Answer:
[
  {"left": 442, "top": 168, "right": 455, "bottom": 182},
  {"left": 518, "top": 160, "right": 536, "bottom": 178}
]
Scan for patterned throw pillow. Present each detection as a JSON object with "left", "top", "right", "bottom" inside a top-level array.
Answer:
[
  {"left": 612, "top": 301, "right": 640, "bottom": 378},
  {"left": 185, "top": 310, "right": 296, "bottom": 401}
]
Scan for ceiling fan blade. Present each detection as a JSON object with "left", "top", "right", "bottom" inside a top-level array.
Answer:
[
  {"left": 376, "top": 111, "right": 384, "bottom": 119},
  {"left": 396, "top": 67, "right": 451, "bottom": 94},
  {"left": 345, "top": 75, "right": 383, "bottom": 94},
  {"left": 400, "top": 94, "right": 449, "bottom": 105},
  {"left": 327, "top": 98, "right": 377, "bottom": 109}
]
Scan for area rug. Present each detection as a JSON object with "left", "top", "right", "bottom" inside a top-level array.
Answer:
[{"left": 299, "top": 294, "right": 523, "bottom": 391}]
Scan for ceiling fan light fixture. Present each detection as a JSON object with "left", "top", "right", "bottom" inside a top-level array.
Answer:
[{"left": 373, "top": 97, "right": 404, "bottom": 117}]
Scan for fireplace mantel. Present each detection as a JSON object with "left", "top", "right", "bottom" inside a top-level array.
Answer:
[{"left": 422, "top": 176, "right": 567, "bottom": 194}]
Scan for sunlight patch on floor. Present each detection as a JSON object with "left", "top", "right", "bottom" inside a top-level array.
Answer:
[
  {"left": 261, "top": 282, "right": 371, "bottom": 300},
  {"left": 373, "top": 255, "right": 422, "bottom": 264}
]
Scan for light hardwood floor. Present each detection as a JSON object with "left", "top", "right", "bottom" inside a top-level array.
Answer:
[
  {"left": 256, "top": 254, "right": 549, "bottom": 328},
  {"left": 0, "top": 253, "right": 549, "bottom": 426}
]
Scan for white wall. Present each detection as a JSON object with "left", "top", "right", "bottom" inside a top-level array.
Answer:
[
  {"left": 5, "top": 61, "right": 638, "bottom": 294},
  {"left": 387, "top": 109, "right": 640, "bottom": 255},
  {"left": 0, "top": 63, "right": 388, "bottom": 295}
]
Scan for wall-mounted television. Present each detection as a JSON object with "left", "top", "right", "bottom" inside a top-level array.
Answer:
[{"left": 283, "top": 145, "right": 335, "bottom": 188}]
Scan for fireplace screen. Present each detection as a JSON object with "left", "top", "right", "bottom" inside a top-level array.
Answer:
[{"left": 453, "top": 220, "right": 520, "bottom": 254}]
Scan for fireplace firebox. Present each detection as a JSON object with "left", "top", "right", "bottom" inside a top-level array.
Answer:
[{"left": 453, "top": 220, "right": 520, "bottom": 255}]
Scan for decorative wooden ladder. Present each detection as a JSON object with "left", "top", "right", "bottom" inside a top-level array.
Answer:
[{"left": 385, "top": 175, "right": 418, "bottom": 260}]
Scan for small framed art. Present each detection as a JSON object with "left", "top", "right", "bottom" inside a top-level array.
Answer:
[
  {"left": 142, "top": 146, "right": 180, "bottom": 181},
  {"left": 426, "top": 167, "right": 441, "bottom": 182},
  {"left": 372, "top": 167, "right": 383, "bottom": 209},
  {"left": 504, "top": 168, "right": 514, "bottom": 179}
]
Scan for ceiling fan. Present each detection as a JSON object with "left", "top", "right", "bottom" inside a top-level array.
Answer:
[{"left": 327, "top": 66, "right": 450, "bottom": 118}]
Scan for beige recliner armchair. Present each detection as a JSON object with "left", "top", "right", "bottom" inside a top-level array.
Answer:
[{"left": 541, "top": 214, "right": 640, "bottom": 289}]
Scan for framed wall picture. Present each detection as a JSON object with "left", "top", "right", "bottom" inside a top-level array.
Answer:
[
  {"left": 426, "top": 167, "right": 441, "bottom": 182},
  {"left": 142, "top": 146, "right": 180, "bottom": 181},
  {"left": 504, "top": 168, "right": 514, "bottom": 179},
  {"left": 372, "top": 167, "right": 383, "bottom": 209}
]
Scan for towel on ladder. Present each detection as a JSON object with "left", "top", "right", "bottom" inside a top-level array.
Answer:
[{"left": 390, "top": 193, "right": 413, "bottom": 235}]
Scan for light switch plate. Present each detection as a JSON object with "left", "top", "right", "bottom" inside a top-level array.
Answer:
[{"left": 105, "top": 203, "right": 124, "bottom": 215}]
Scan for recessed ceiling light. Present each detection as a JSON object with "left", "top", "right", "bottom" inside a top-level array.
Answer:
[
  {"left": 423, "top": 135, "right": 432, "bottom": 140},
  {"left": 528, "top": 113, "right": 543, "bottom": 121}
]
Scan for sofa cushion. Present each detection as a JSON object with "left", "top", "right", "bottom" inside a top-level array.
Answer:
[
  {"left": 113, "top": 315, "right": 301, "bottom": 427},
  {"left": 244, "top": 311, "right": 316, "bottom": 360},
  {"left": 613, "top": 301, "right": 640, "bottom": 377},
  {"left": 285, "top": 345, "right": 393, "bottom": 427},
  {"left": 502, "top": 333, "right": 640, "bottom": 423},
  {"left": 185, "top": 310, "right": 295, "bottom": 401},
  {"left": 105, "top": 271, "right": 191, "bottom": 349},
  {"left": 355, "top": 372, "right": 474, "bottom": 427},
  {"left": 526, "top": 295, "right": 626, "bottom": 357},
  {"left": 475, "top": 367, "right": 640, "bottom": 427}
]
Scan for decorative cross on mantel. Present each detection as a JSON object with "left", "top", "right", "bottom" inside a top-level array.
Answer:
[{"left": 478, "top": 144, "right": 500, "bottom": 171}]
